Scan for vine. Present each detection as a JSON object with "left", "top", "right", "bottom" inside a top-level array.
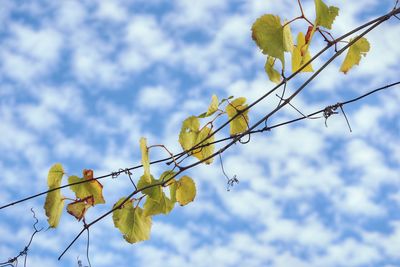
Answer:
[{"left": 1, "top": 0, "right": 399, "bottom": 264}]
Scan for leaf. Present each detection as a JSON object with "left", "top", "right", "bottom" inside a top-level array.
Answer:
[
  {"left": 66, "top": 196, "right": 94, "bottom": 221},
  {"left": 137, "top": 174, "right": 162, "bottom": 199},
  {"left": 292, "top": 32, "right": 314, "bottom": 72},
  {"left": 179, "top": 116, "right": 215, "bottom": 163},
  {"left": 44, "top": 163, "right": 65, "bottom": 228},
  {"left": 340, "top": 37, "right": 370, "bottom": 74},
  {"left": 143, "top": 171, "right": 176, "bottom": 216},
  {"left": 140, "top": 137, "right": 151, "bottom": 183},
  {"left": 175, "top": 176, "right": 196, "bottom": 206},
  {"left": 159, "top": 170, "right": 176, "bottom": 183},
  {"left": 314, "top": 0, "right": 339, "bottom": 29},
  {"left": 143, "top": 192, "right": 174, "bottom": 217},
  {"left": 198, "top": 95, "right": 219, "bottom": 118},
  {"left": 179, "top": 116, "right": 200, "bottom": 151},
  {"left": 168, "top": 179, "right": 177, "bottom": 203},
  {"left": 193, "top": 126, "right": 215, "bottom": 164},
  {"left": 226, "top": 97, "right": 249, "bottom": 135},
  {"left": 68, "top": 169, "right": 105, "bottom": 205},
  {"left": 283, "top": 21, "right": 294, "bottom": 52},
  {"left": 251, "top": 14, "right": 285, "bottom": 65},
  {"left": 112, "top": 198, "right": 152, "bottom": 244},
  {"left": 265, "top": 56, "right": 281, "bottom": 84}
]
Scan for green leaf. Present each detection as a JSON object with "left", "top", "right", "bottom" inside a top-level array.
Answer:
[
  {"left": 179, "top": 116, "right": 200, "bottom": 151},
  {"left": 292, "top": 32, "right": 314, "bottom": 72},
  {"left": 143, "top": 192, "right": 175, "bottom": 217},
  {"left": 314, "top": 0, "right": 339, "bottom": 29},
  {"left": 140, "top": 137, "right": 151, "bottom": 183},
  {"left": 175, "top": 176, "right": 196, "bottom": 206},
  {"left": 193, "top": 126, "right": 215, "bottom": 164},
  {"left": 68, "top": 169, "right": 105, "bottom": 205},
  {"left": 112, "top": 198, "right": 152, "bottom": 244},
  {"left": 265, "top": 56, "right": 281, "bottom": 84},
  {"left": 44, "top": 163, "right": 65, "bottom": 228},
  {"left": 251, "top": 14, "right": 285, "bottom": 65},
  {"left": 340, "top": 37, "right": 370, "bottom": 74},
  {"left": 137, "top": 174, "right": 162, "bottom": 199},
  {"left": 226, "top": 97, "right": 249, "bottom": 135},
  {"left": 66, "top": 196, "right": 94, "bottom": 221}
]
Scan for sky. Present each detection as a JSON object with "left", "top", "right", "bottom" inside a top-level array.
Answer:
[{"left": 0, "top": 0, "right": 399, "bottom": 266}]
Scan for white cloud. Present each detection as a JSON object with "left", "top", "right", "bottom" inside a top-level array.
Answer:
[
  {"left": 119, "top": 16, "right": 175, "bottom": 72},
  {"left": 138, "top": 85, "right": 176, "bottom": 110},
  {"left": 333, "top": 186, "right": 385, "bottom": 216},
  {"left": 95, "top": 1, "right": 127, "bottom": 22}
]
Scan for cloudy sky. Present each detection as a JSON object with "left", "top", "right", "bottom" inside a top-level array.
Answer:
[{"left": 0, "top": 0, "right": 399, "bottom": 266}]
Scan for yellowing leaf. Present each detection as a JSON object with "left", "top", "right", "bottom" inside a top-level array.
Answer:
[
  {"left": 168, "top": 179, "right": 177, "bottom": 203},
  {"left": 199, "top": 95, "right": 220, "bottom": 118},
  {"left": 137, "top": 174, "right": 162, "bottom": 199},
  {"left": 283, "top": 21, "right": 294, "bottom": 52},
  {"left": 179, "top": 116, "right": 200, "bottom": 151},
  {"left": 46, "top": 163, "right": 64, "bottom": 188},
  {"left": 143, "top": 192, "right": 174, "bottom": 217},
  {"left": 314, "top": 0, "right": 339, "bottom": 29},
  {"left": 251, "top": 14, "right": 285, "bottom": 65},
  {"left": 206, "top": 94, "right": 219, "bottom": 117},
  {"left": 192, "top": 126, "right": 215, "bottom": 164},
  {"left": 159, "top": 170, "right": 176, "bottom": 183},
  {"left": 66, "top": 196, "right": 94, "bottom": 221},
  {"left": 340, "top": 37, "right": 370, "bottom": 74},
  {"left": 179, "top": 116, "right": 215, "bottom": 163},
  {"left": 68, "top": 170, "right": 105, "bottom": 205},
  {"left": 44, "top": 163, "right": 65, "bottom": 228},
  {"left": 265, "top": 56, "right": 281, "bottom": 84},
  {"left": 226, "top": 97, "right": 249, "bottom": 135},
  {"left": 112, "top": 198, "right": 152, "bottom": 244},
  {"left": 140, "top": 137, "right": 151, "bottom": 183},
  {"left": 175, "top": 176, "right": 196, "bottom": 206},
  {"left": 292, "top": 32, "right": 314, "bottom": 72}
]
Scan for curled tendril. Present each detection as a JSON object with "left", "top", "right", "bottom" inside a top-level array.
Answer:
[
  {"left": 218, "top": 152, "right": 239, "bottom": 191},
  {"left": 0, "top": 209, "right": 43, "bottom": 267},
  {"left": 323, "top": 103, "right": 352, "bottom": 132},
  {"left": 111, "top": 168, "right": 137, "bottom": 189}
]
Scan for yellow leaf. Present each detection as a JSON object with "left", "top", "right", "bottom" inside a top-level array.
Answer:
[
  {"left": 226, "top": 97, "right": 249, "bottom": 135},
  {"left": 112, "top": 198, "right": 152, "bottom": 244},
  {"left": 265, "top": 56, "right": 281, "bottom": 84},
  {"left": 340, "top": 37, "right": 370, "bottom": 74},
  {"left": 314, "top": 0, "right": 339, "bottom": 29},
  {"left": 205, "top": 95, "right": 219, "bottom": 117},
  {"left": 175, "top": 176, "right": 196, "bottom": 206},
  {"left": 283, "top": 21, "right": 294, "bottom": 52},
  {"left": 251, "top": 14, "right": 285, "bottom": 66},
  {"left": 292, "top": 32, "right": 314, "bottom": 72},
  {"left": 179, "top": 116, "right": 200, "bottom": 151},
  {"left": 140, "top": 137, "right": 151, "bottom": 183},
  {"left": 68, "top": 169, "right": 105, "bottom": 205},
  {"left": 193, "top": 126, "right": 215, "bottom": 164},
  {"left": 44, "top": 163, "right": 65, "bottom": 228}
]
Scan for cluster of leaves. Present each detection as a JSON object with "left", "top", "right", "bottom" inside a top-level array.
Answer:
[
  {"left": 41, "top": 0, "right": 382, "bottom": 253},
  {"left": 252, "top": 0, "right": 370, "bottom": 83},
  {"left": 43, "top": 95, "right": 250, "bottom": 244},
  {"left": 44, "top": 166, "right": 105, "bottom": 226}
]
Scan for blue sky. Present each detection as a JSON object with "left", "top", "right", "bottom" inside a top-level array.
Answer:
[{"left": 0, "top": 0, "right": 399, "bottom": 266}]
